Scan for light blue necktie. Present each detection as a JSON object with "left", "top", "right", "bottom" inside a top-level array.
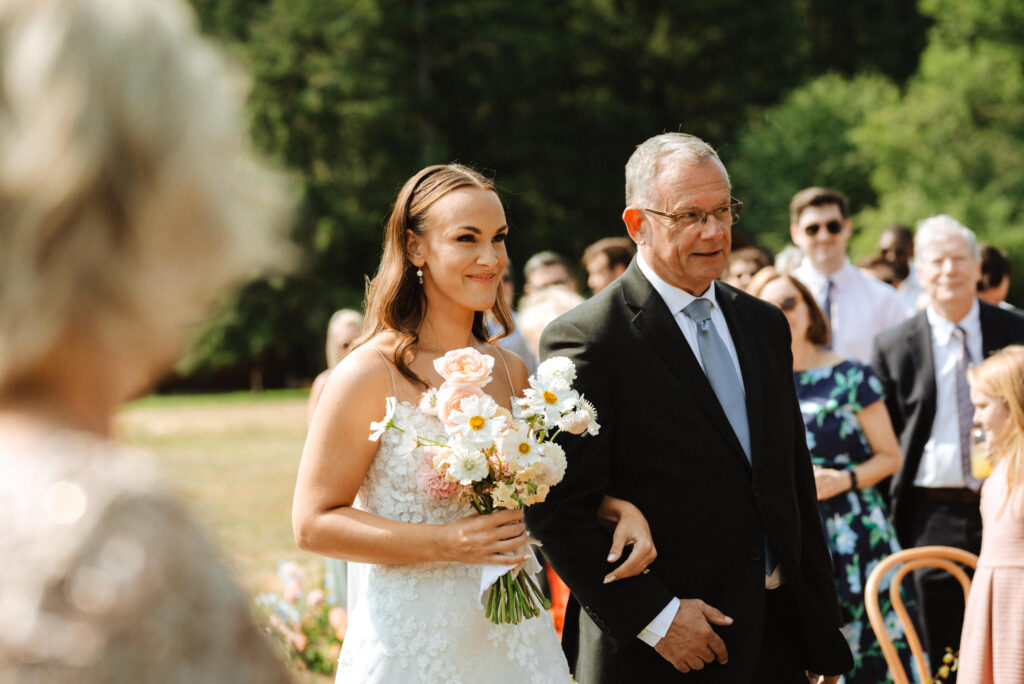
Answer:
[
  {"left": 683, "top": 298, "right": 776, "bottom": 574},
  {"left": 682, "top": 298, "right": 751, "bottom": 460}
]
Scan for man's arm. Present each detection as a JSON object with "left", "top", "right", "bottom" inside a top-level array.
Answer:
[{"left": 525, "top": 316, "right": 675, "bottom": 642}]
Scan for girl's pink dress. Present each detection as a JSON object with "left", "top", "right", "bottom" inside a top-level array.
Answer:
[{"left": 959, "top": 457, "right": 1024, "bottom": 683}]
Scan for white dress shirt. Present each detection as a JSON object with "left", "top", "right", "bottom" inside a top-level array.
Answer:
[
  {"left": 793, "top": 259, "right": 907, "bottom": 363},
  {"left": 633, "top": 255, "right": 744, "bottom": 647},
  {"left": 914, "top": 300, "right": 983, "bottom": 488}
]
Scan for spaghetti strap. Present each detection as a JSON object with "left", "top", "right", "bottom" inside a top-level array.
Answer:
[
  {"left": 491, "top": 344, "right": 516, "bottom": 393},
  {"left": 372, "top": 348, "right": 399, "bottom": 400}
]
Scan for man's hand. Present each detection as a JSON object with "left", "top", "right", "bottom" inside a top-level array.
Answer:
[
  {"left": 654, "top": 599, "right": 733, "bottom": 673},
  {"left": 806, "top": 673, "right": 840, "bottom": 684}
]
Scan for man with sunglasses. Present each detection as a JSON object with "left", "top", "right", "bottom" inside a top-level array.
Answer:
[{"left": 790, "top": 187, "right": 906, "bottom": 363}]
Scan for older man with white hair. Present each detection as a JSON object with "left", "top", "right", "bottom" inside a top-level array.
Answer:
[{"left": 872, "top": 215, "right": 1024, "bottom": 676}]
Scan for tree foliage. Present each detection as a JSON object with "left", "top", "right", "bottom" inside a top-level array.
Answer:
[{"left": 178, "top": 0, "right": 934, "bottom": 387}]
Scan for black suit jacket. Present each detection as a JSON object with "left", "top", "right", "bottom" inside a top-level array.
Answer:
[
  {"left": 525, "top": 262, "right": 851, "bottom": 683},
  {"left": 871, "top": 301, "right": 1024, "bottom": 545}
]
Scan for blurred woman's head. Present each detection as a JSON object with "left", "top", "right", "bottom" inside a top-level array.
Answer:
[
  {"left": 968, "top": 346, "right": 1024, "bottom": 505},
  {"left": 325, "top": 310, "right": 364, "bottom": 368},
  {"left": 360, "top": 164, "right": 513, "bottom": 386},
  {"left": 0, "top": 0, "right": 292, "bottom": 398},
  {"left": 750, "top": 273, "right": 830, "bottom": 348}
]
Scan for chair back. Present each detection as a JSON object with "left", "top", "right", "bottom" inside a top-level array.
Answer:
[{"left": 864, "top": 545, "right": 978, "bottom": 684}]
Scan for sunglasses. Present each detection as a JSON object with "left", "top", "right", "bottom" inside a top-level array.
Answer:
[
  {"left": 772, "top": 296, "right": 798, "bottom": 312},
  {"left": 803, "top": 220, "right": 843, "bottom": 237}
]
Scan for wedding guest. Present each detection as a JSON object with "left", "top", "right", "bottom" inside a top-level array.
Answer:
[
  {"left": 305, "top": 309, "right": 364, "bottom": 611},
  {"left": 517, "top": 284, "right": 585, "bottom": 359},
  {"left": 752, "top": 272, "right": 914, "bottom": 683},
  {"left": 292, "top": 164, "right": 656, "bottom": 682},
  {"left": 977, "top": 243, "right": 1016, "bottom": 310},
  {"left": 582, "top": 237, "right": 635, "bottom": 294},
  {"left": 858, "top": 253, "right": 899, "bottom": 287},
  {"left": 872, "top": 215, "right": 1024, "bottom": 676},
  {"left": 527, "top": 132, "right": 852, "bottom": 683},
  {"left": 523, "top": 250, "right": 577, "bottom": 295},
  {"left": 790, "top": 188, "right": 906, "bottom": 363},
  {"left": 723, "top": 245, "right": 772, "bottom": 291},
  {"left": 879, "top": 224, "right": 924, "bottom": 316},
  {"left": 0, "top": 0, "right": 293, "bottom": 680},
  {"left": 959, "top": 345, "right": 1024, "bottom": 683},
  {"left": 308, "top": 309, "right": 364, "bottom": 424}
]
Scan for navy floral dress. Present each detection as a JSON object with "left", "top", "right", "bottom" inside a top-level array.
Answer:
[{"left": 796, "top": 359, "right": 917, "bottom": 683}]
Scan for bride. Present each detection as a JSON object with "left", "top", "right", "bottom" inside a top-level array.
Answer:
[{"left": 293, "top": 164, "right": 655, "bottom": 682}]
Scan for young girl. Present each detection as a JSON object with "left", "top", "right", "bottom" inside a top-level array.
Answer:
[{"left": 958, "top": 345, "right": 1024, "bottom": 683}]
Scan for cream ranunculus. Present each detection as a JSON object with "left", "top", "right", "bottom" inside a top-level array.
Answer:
[
  {"left": 535, "top": 355, "right": 576, "bottom": 389},
  {"left": 433, "top": 347, "right": 495, "bottom": 387}
]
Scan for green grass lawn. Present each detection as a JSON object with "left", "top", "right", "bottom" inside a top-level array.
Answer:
[{"left": 117, "top": 391, "right": 332, "bottom": 682}]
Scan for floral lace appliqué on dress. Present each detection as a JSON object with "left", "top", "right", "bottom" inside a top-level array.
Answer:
[{"left": 335, "top": 400, "right": 570, "bottom": 684}]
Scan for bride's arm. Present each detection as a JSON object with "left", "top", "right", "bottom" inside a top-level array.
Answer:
[
  {"left": 293, "top": 344, "right": 529, "bottom": 566},
  {"left": 597, "top": 496, "right": 657, "bottom": 583}
]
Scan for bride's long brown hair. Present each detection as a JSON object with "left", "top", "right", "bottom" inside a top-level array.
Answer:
[{"left": 358, "top": 164, "right": 514, "bottom": 388}]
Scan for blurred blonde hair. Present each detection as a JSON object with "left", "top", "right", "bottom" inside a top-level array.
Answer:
[
  {"left": 968, "top": 345, "right": 1024, "bottom": 514},
  {"left": 517, "top": 285, "right": 585, "bottom": 359},
  {"left": 325, "top": 309, "right": 363, "bottom": 368},
  {"left": 0, "top": 0, "right": 293, "bottom": 388}
]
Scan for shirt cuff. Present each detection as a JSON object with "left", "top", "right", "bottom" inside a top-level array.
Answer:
[{"left": 637, "top": 597, "right": 680, "bottom": 647}]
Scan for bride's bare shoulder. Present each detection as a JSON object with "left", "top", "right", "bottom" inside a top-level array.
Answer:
[{"left": 326, "top": 333, "right": 399, "bottom": 396}]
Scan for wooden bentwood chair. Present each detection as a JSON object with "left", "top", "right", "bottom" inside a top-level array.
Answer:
[{"left": 864, "top": 545, "right": 979, "bottom": 684}]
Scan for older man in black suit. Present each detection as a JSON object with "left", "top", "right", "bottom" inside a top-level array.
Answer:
[
  {"left": 525, "top": 133, "right": 851, "bottom": 683},
  {"left": 872, "top": 215, "right": 1024, "bottom": 676}
]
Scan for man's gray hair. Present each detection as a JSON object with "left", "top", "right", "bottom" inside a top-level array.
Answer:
[
  {"left": 915, "top": 215, "right": 979, "bottom": 260},
  {"left": 624, "top": 133, "right": 729, "bottom": 207}
]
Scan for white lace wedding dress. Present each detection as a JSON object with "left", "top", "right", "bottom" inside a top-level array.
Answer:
[{"left": 335, "top": 399, "right": 570, "bottom": 683}]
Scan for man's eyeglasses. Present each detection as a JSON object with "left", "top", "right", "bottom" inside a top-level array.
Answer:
[
  {"left": 771, "top": 296, "right": 798, "bottom": 312},
  {"left": 642, "top": 198, "right": 743, "bottom": 230},
  {"left": 802, "top": 220, "right": 843, "bottom": 237}
]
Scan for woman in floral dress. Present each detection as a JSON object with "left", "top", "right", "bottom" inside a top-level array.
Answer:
[{"left": 754, "top": 273, "right": 916, "bottom": 683}]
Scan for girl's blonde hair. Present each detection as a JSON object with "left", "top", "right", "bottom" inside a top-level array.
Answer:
[
  {"left": 968, "top": 345, "right": 1024, "bottom": 513},
  {"left": 357, "top": 164, "right": 513, "bottom": 388},
  {"left": 0, "top": 0, "right": 292, "bottom": 388}
]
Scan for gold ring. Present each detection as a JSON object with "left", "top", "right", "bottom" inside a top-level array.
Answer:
[{"left": 641, "top": 567, "right": 650, "bottom": 574}]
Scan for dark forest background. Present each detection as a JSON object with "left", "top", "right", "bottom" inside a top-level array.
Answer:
[{"left": 172, "top": 0, "right": 1024, "bottom": 389}]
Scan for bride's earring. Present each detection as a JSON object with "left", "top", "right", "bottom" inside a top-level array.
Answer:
[{"left": 416, "top": 268, "right": 424, "bottom": 284}]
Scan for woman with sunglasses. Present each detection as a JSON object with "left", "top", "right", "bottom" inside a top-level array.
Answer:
[{"left": 751, "top": 273, "right": 914, "bottom": 683}]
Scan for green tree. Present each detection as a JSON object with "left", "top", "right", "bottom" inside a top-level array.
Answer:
[
  {"left": 849, "top": 0, "right": 1024, "bottom": 297},
  {"left": 727, "top": 73, "right": 899, "bottom": 253}
]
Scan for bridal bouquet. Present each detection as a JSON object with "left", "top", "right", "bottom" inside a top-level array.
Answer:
[{"left": 369, "top": 347, "right": 598, "bottom": 625}]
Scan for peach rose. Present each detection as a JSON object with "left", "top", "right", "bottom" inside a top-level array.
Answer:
[
  {"left": 433, "top": 347, "right": 494, "bottom": 387},
  {"left": 436, "top": 383, "right": 485, "bottom": 428}
]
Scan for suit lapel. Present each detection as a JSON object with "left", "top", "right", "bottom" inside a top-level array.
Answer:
[
  {"left": 980, "top": 301, "right": 1006, "bottom": 358},
  {"left": 904, "top": 312, "right": 937, "bottom": 482},
  {"left": 619, "top": 263, "right": 750, "bottom": 467}
]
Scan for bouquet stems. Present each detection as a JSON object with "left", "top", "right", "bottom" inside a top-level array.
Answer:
[{"left": 484, "top": 569, "right": 551, "bottom": 625}]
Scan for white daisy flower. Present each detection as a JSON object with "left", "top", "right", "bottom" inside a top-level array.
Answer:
[
  {"left": 447, "top": 393, "right": 507, "bottom": 450},
  {"left": 499, "top": 423, "right": 542, "bottom": 468},
  {"left": 368, "top": 397, "right": 398, "bottom": 441},
  {"left": 523, "top": 378, "right": 579, "bottom": 425}
]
